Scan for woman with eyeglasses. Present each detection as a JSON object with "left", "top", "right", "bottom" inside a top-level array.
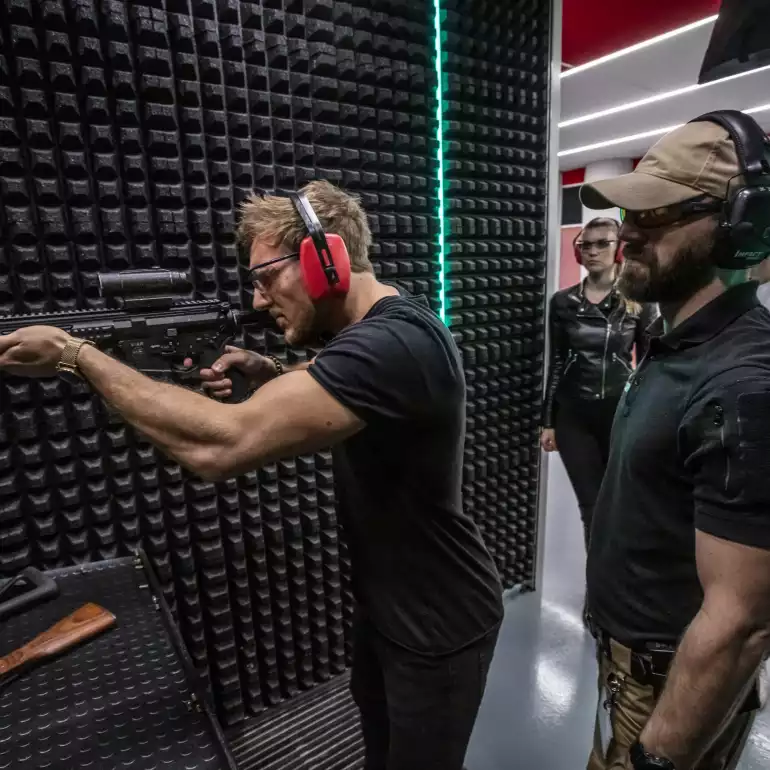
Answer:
[{"left": 541, "top": 217, "right": 658, "bottom": 556}]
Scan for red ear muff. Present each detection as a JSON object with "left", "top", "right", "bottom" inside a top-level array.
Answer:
[
  {"left": 573, "top": 232, "right": 583, "bottom": 264},
  {"left": 299, "top": 233, "right": 351, "bottom": 301},
  {"left": 291, "top": 191, "right": 352, "bottom": 301},
  {"left": 614, "top": 241, "right": 624, "bottom": 264}
]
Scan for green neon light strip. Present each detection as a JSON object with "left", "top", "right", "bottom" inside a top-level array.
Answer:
[{"left": 433, "top": 0, "right": 448, "bottom": 325}]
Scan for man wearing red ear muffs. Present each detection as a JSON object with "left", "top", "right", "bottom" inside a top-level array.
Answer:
[{"left": 0, "top": 180, "right": 503, "bottom": 770}]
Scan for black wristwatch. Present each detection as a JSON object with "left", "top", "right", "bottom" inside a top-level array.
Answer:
[{"left": 630, "top": 742, "right": 676, "bottom": 770}]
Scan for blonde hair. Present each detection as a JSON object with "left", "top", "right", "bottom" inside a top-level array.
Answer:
[
  {"left": 583, "top": 217, "right": 642, "bottom": 315},
  {"left": 236, "top": 180, "right": 374, "bottom": 273}
]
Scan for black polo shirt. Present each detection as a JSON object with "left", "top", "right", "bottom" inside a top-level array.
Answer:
[{"left": 587, "top": 281, "right": 770, "bottom": 646}]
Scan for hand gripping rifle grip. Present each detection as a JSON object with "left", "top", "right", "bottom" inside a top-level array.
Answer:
[
  {"left": 0, "top": 603, "right": 116, "bottom": 682},
  {"left": 198, "top": 348, "right": 252, "bottom": 404}
]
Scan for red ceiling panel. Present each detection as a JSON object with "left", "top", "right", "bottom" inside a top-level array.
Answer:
[
  {"left": 562, "top": 0, "right": 722, "bottom": 67},
  {"left": 561, "top": 168, "right": 585, "bottom": 186}
]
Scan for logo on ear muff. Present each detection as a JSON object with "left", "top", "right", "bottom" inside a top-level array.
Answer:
[{"left": 290, "top": 192, "right": 352, "bottom": 301}]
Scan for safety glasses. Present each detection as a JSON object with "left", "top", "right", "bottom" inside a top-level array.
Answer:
[
  {"left": 576, "top": 238, "right": 618, "bottom": 253},
  {"left": 246, "top": 252, "right": 299, "bottom": 294},
  {"left": 619, "top": 196, "right": 723, "bottom": 229}
]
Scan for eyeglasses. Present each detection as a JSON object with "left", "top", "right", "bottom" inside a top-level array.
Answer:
[
  {"left": 620, "top": 196, "right": 723, "bottom": 229},
  {"left": 246, "top": 252, "right": 298, "bottom": 294},
  {"left": 576, "top": 239, "right": 617, "bottom": 253}
]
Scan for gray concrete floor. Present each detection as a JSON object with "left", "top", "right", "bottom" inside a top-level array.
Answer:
[{"left": 466, "top": 454, "right": 770, "bottom": 770}]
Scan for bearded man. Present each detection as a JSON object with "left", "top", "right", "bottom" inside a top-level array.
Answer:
[{"left": 580, "top": 113, "right": 770, "bottom": 770}]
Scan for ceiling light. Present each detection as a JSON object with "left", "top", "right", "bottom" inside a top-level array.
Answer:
[
  {"left": 558, "top": 103, "right": 770, "bottom": 158},
  {"left": 558, "top": 125, "right": 680, "bottom": 157},
  {"left": 560, "top": 64, "right": 770, "bottom": 128},
  {"left": 561, "top": 15, "right": 718, "bottom": 80}
]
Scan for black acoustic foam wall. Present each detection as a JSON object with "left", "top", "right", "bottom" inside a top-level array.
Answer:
[
  {"left": 442, "top": 0, "right": 548, "bottom": 587},
  {"left": 0, "top": 0, "right": 551, "bottom": 728}
]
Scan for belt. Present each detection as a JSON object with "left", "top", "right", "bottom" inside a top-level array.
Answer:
[
  {"left": 588, "top": 614, "right": 761, "bottom": 712},
  {"left": 587, "top": 614, "right": 676, "bottom": 695}
]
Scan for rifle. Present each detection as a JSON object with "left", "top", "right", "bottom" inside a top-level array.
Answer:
[
  {"left": 0, "top": 603, "right": 116, "bottom": 693},
  {"left": 0, "top": 269, "right": 264, "bottom": 403},
  {"left": 0, "top": 568, "right": 60, "bottom": 621}
]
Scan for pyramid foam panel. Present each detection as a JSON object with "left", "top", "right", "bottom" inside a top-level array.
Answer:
[
  {"left": 0, "top": 0, "right": 440, "bottom": 726},
  {"left": 441, "top": 0, "right": 550, "bottom": 588},
  {"left": 0, "top": 0, "right": 551, "bottom": 727}
]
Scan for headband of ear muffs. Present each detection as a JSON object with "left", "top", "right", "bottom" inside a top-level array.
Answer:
[
  {"left": 688, "top": 110, "right": 770, "bottom": 270},
  {"left": 290, "top": 192, "right": 352, "bottom": 301},
  {"left": 573, "top": 221, "right": 623, "bottom": 265}
]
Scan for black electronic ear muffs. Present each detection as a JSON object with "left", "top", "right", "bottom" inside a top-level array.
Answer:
[
  {"left": 573, "top": 220, "right": 623, "bottom": 265},
  {"left": 690, "top": 110, "right": 770, "bottom": 270},
  {"left": 290, "top": 192, "right": 352, "bottom": 301}
]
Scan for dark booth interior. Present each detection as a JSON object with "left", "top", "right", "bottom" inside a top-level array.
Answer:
[{"left": 0, "top": 1, "right": 552, "bottom": 768}]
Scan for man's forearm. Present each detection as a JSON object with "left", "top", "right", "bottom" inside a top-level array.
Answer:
[
  {"left": 639, "top": 607, "right": 765, "bottom": 768},
  {"left": 77, "top": 344, "right": 237, "bottom": 476}
]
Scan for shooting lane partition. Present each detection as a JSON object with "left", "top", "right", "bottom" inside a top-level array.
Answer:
[
  {"left": 0, "top": 0, "right": 553, "bottom": 736},
  {"left": 442, "top": 0, "right": 548, "bottom": 587}
]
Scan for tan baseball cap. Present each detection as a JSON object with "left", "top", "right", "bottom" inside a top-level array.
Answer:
[{"left": 580, "top": 121, "right": 742, "bottom": 211}]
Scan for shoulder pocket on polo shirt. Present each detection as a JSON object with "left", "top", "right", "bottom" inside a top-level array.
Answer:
[
  {"left": 686, "top": 400, "right": 738, "bottom": 496},
  {"left": 735, "top": 391, "right": 770, "bottom": 498}
]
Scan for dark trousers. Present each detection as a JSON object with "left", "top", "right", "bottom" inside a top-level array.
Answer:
[
  {"left": 554, "top": 397, "right": 619, "bottom": 548},
  {"left": 350, "top": 616, "right": 499, "bottom": 770}
]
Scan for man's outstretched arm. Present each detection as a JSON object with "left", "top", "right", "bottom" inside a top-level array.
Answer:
[
  {"left": 76, "top": 343, "right": 363, "bottom": 480},
  {"left": 0, "top": 326, "right": 363, "bottom": 481},
  {"left": 637, "top": 530, "right": 770, "bottom": 768}
]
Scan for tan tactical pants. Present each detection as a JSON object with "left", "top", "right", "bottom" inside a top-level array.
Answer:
[{"left": 587, "top": 638, "right": 755, "bottom": 770}]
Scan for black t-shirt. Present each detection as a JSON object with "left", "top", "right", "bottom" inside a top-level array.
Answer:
[
  {"left": 587, "top": 282, "right": 770, "bottom": 646},
  {"left": 308, "top": 293, "right": 503, "bottom": 655}
]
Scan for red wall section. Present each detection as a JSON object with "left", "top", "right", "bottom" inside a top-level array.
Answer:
[
  {"left": 560, "top": 226, "right": 583, "bottom": 290},
  {"left": 562, "top": 168, "right": 585, "bottom": 186},
  {"left": 562, "top": 0, "right": 722, "bottom": 67}
]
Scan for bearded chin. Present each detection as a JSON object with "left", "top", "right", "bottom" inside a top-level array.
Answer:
[
  {"left": 618, "top": 261, "right": 654, "bottom": 302},
  {"left": 291, "top": 304, "right": 329, "bottom": 347},
  {"left": 618, "top": 246, "right": 716, "bottom": 304}
]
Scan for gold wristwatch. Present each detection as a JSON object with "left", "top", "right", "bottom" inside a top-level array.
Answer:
[{"left": 56, "top": 338, "right": 95, "bottom": 382}]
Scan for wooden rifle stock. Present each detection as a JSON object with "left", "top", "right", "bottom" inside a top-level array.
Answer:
[{"left": 0, "top": 603, "right": 116, "bottom": 682}]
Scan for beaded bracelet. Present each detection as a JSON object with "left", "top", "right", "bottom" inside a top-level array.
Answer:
[{"left": 265, "top": 354, "right": 284, "bottom": 376}]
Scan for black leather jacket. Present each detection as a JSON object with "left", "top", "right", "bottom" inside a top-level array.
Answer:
[{"left": 542, "top": 281, "right": 658, "bottom": 428}]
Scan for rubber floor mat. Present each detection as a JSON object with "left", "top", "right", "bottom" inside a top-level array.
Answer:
[
  {"left": 228, "top": 672, "right": 363, "bottom": 770},
  {"left": 0, "top": 557, "right": 235, "bottom": 770}
]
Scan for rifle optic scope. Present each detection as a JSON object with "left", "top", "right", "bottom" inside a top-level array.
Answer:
[{"left": 98, "top": 269, "right": 191, "bottom": 296}]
